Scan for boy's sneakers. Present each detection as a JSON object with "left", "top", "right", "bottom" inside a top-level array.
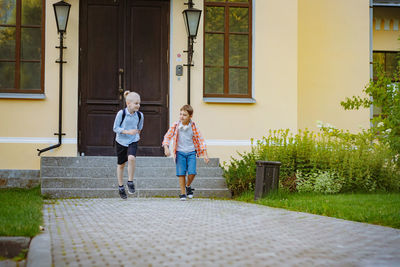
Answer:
[
  {"left": 186, "top": 186, "right": 195, "bottom": 199},
  {"left": 119, "top": 186, "right": 127, "bottom": 199},
  {"left": 127, "top": 181, "right": 135, "bottom": 194},
  {"left": 179, "top": 194, "right": 187, "bottom": 201}
]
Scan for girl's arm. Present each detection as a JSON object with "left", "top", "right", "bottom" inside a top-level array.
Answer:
[{"left": 113, "top": 110, "right": 123, "bottom": 134}]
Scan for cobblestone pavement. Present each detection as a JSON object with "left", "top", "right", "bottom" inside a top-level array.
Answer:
[{"left": 44, "top": 198, "right": 400, "bottom": 267}]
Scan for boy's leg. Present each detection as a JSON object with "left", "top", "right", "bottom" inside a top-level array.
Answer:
[
  {"left": 186, "top": 152, "right": 197, "bottom": 199},
  {"left": 176, "top": 152, "right": 188, "bottom": 199},
  {"left": 186, "top": 152, "right": 197, "bottom": 186},
  {"left": 179, "top": 176, "right": 186, "bottom": 195},
  {"left": 186, "top": 174, "right": 195, "bottom": 187}
]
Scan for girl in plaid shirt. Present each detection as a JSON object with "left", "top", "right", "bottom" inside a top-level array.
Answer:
[{"left": 162, "top": 105, "right": 209, "bottom": 200}]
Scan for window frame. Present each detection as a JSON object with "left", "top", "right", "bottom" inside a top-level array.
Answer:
[
  {"left": 203, "top": 0, "right": 252, "bottom": 99},
  {"left": 0, "top": 0, "right": 45, "bottom": 94}
]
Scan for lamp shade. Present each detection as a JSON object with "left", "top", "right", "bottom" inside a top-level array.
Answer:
[
  {"left": 53, "top": 0, "right": 71, "bottom": 33},
  {"left": 182, "top": 7, "right": 202, "bottom": 38}
]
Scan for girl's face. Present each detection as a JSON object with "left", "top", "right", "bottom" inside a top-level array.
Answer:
[
  {"left": 126, "top": 96, "right": 140, "bottom": 113},
  {"left": 179, "top": 110, "right": 192, "bottom": 125}
]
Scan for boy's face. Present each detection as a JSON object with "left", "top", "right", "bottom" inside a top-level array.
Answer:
[
  {"left": 126, "top": 96, "right": 140, "bottom": 113},
  {"left": 179, "top": 110, "right": 192, "bottom": 125}
]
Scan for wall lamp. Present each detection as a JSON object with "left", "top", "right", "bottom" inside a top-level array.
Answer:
[{"left": 38, "top": 0, "right": 71, "bottom": 155}]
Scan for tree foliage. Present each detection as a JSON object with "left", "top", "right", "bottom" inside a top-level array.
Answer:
[{"left": 341, "top": 49, "right": 400, "bottom": 155}]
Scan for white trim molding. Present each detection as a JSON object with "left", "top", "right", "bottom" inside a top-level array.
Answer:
[
  {"left": 206, "top": 139, "right": 254, "bottom": 146},
  {"left": 0, "top": 93, "right": 46, "bottom": 99},
  {"left": 0, "top": 137, "right": 77, "bottom": 144}
]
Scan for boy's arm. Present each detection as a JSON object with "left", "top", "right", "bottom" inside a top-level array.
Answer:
[
  {"left": 162, "top": 123, "right": 176, "bottom": 147},
  {"left": 162, "top": 123, "right": 177, "bottom": 157},
  {"left": 192, "top": 123, "right": 207, "bottom": 157}
]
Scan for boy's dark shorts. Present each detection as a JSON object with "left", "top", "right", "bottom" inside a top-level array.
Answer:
[{"left": 116, "top": 142, "right": 138, "bottom": 165}]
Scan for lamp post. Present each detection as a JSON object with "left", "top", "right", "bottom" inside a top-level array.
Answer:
[
  {"left": 38, "top": 0, "right": 71, "bottom": 155},
  {"left": 182, "top": 0, "right": 201, "bottom": 105}
]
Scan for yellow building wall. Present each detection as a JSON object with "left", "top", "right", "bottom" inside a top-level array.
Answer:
[
  {"left": 0, "top": 0, "right": 375, "bottom": 169},
  {"left": 373, "top": 7, "right": 400, "bottom": 51},
  {"left": 0, "top": 0, "right": 79, "bottom": 169},
  {"left": 171, "top": 0, "right": 299, "bottom": 163},
  {"left": 298, "top": 0, "right": 370, "bottom": 133}
]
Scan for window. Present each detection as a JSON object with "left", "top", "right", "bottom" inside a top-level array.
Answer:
[
  {"left": 0, "top": 0, "right": 44, "bottom": 94},
  {"left": 204, "top": 0, "right": 252, "bottom": 99},
  {"left": 372, "top": 51, "right": 400, "bottom": 118},
  {"left": 373, "top": 51, "right": 399, "bottom": 81}
]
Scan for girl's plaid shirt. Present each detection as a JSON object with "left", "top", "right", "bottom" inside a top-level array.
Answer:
[{"left": 162, "top": 120, "right": 207, "bottom": 157}]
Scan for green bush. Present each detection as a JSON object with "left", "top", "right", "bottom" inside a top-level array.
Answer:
[
  {"left": 222, "top": 128, "right": 400, "bottom": 196},
  {"left": 341, "top": 54, "right": 400, "bottom": 155}
]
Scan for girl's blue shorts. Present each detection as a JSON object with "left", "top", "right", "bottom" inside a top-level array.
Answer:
[{"left": 176, "top": 151, "right": 197, "bottom": 176}]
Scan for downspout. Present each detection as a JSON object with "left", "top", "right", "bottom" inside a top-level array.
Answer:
[
  {"left": 369, "top": 0, "right": 374, "bottom": 127},
  {"left": 37, "top": 32, "right": 66, "bottom": 156}
]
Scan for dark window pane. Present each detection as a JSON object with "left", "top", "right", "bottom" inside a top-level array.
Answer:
[
  {"left": 229, "top": 7, "right": 248, "bottom": 32},
  {"left": 205, "top": 7, "right": 224, "bottom": 32},
  {"left": 386, "top": 53, "right": 399, "bottom": 78},
  {"left": 205, "top": 67, "right": 224, "bottom": 94},
  {"left": 20, "top": 62, "right": 40, "bottom": 89},
  {"left": 229, "top": 34, "right": 248, "bottom": 66},
  {"left": 0, "top": 26, "right": 16, "bottom": 59},
  {"left": 205, "top": 33, "right": 224, "bottom": 66},
  {"left": 22, "top": 0, "right": 42, "bottom": 25},
  {"left": 229, "top": 68, "right": 248, "bottom": 94},
  {"left": 0, "top": 62, "right": 15, "bottom": 89},
  {"left": 228, "top": 0, "right": 248, "bottom": 2},
  {"left": 0, "top": 0, "right": 16, "bottom": 25},
  {"left": 373, "top": 52, "right": 384, "bottom": 79},
  {"left": 21, "top": 28, "right": 41, "bottom": 60}
]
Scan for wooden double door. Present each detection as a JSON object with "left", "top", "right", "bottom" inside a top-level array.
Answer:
[{"left": 78, "top": 0, "right": 170, "bottom": 156}]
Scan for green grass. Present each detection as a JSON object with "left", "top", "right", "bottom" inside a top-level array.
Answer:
[
  {"left": 236, "top": 191, "right": 400, "bottom": 229},
  {"left": 0, "top": 186, "right": 43, "bottom": 237}
]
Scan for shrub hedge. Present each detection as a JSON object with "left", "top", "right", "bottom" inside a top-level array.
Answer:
[{"left": 222, "top": 128, "right": 400, "bottom": 196}]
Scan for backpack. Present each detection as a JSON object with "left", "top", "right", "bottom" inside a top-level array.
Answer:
[{"left": 119, "top": 109, "right": 142, "bottom": 128}]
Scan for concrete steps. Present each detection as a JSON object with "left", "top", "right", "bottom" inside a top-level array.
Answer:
[{"left": 40, "top": 156, "right": 231, "bottom": 198}]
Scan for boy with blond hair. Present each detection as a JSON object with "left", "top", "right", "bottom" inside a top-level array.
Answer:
[
  {"left": 113, "top": 91, "right": 143, "bottom": 199},
  {"left": 162, "top": 105, "right": 209, "bottom": 200}
]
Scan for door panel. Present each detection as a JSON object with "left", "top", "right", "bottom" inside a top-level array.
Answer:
[
  {"left": 79, "top": 0, "right": 169, "bottom": 156},
  {"left": 126, "top": 1, "right": 169, "bottom": 156}
]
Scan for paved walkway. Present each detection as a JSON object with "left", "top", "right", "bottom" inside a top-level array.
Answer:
[{"left": 38, "top": 198, "right": 400, "bottom": 266}]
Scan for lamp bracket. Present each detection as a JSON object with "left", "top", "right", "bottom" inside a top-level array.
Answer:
[{"left": 184, "top": 0, "right": 194, "bottom": 8}]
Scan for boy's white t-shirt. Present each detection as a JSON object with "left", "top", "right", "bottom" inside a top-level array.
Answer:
[{"left": 177, "top": 121, "right": 196, "bottom": 153}]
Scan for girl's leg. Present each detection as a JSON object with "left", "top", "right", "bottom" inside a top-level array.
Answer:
[
  {"left": 179, "top": 176, "right": 186, "bottom": 194},
  {"left": 127, "top": 155, "right": 136, "bottom": 182},
  {"left": 117, "top": 163, "right": 125, "bottom": 186}
]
